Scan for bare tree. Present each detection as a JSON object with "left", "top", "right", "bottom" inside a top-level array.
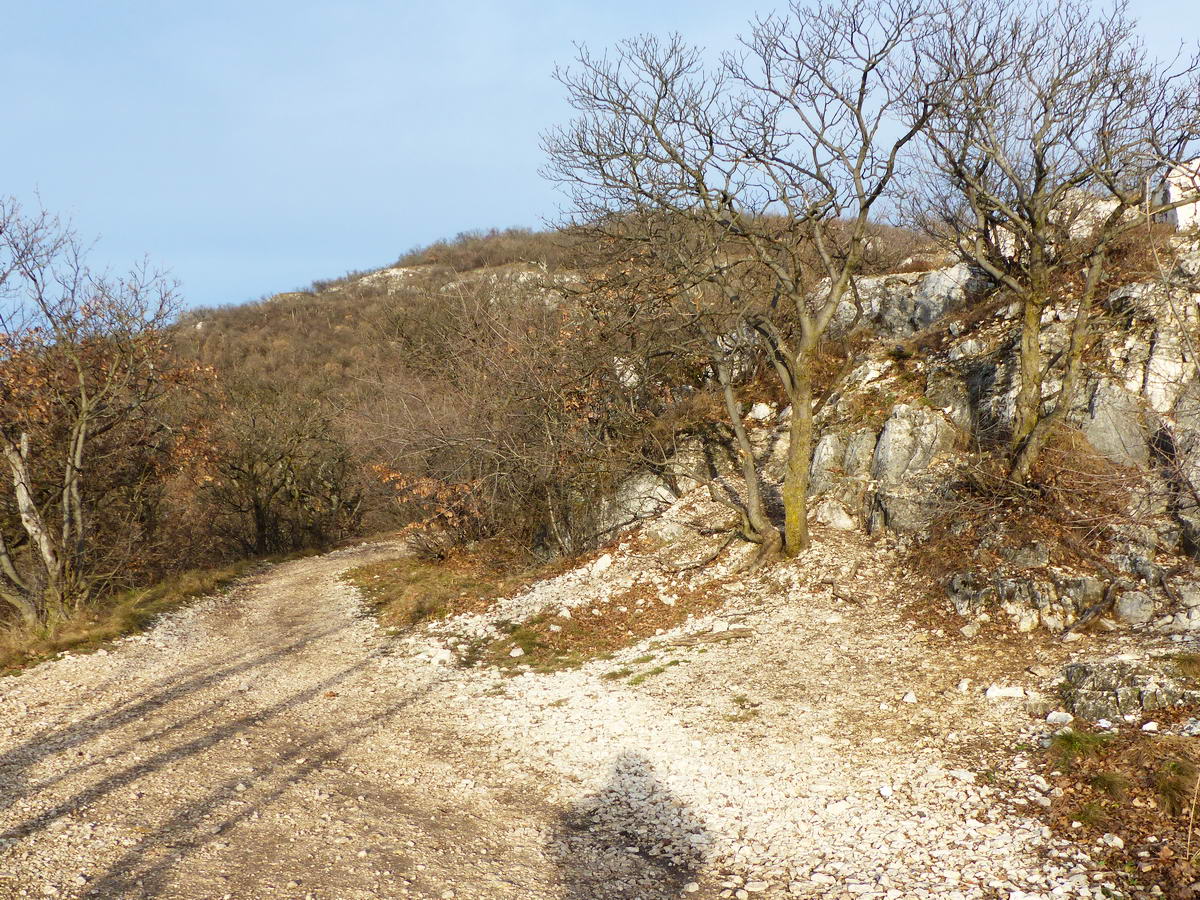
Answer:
[
  {"left": 197, "top": 384, "right": 363, "bottom": 556},
  {"left": 0, "top": 198, "right": 178, "bottom": 628},
  {"left": 913, "top": 0, "right": 1200, "bottom": 484},
  {"left": 544, "top": 0, "right": 935, "bottom": 556}
]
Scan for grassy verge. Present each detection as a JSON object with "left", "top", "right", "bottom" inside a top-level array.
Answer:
[
  {"left": 343, "top": 543, "right": 573, "bottom": 632},
  {"left": 346, "top": 540, "right": 730, "bottom": 675},
  {"left": 0, "top": 559, "right": 263, "bottom": 676}
]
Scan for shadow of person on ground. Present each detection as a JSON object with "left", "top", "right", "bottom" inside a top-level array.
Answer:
[{"left": 550, "top": 751, "right": 710, "bottom": 900}]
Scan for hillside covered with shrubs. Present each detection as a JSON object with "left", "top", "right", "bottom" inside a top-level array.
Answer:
[{"left": 1, "top": 0, "right": 1199, "bottom": 676}]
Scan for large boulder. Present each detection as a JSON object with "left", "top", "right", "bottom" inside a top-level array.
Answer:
[
  {"left": 867, "top": 404, "right": 958, "bottom": 532},
  {"left": 871, "top": 403, "right": 956, "bottom": 482},
  {"left": 1080, "top": 380, "right": 1150, "bottom": 468}
]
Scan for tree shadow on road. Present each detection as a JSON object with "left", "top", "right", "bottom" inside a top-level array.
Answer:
[{"left": 550, "top": 751, "right": 710, "bottom": 900}]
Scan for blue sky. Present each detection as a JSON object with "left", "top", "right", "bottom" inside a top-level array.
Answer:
[{"left": 2, "top": 1, "right": 1195, "bottom": 310}]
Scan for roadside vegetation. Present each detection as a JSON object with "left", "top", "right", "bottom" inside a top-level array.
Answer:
[
  {"left": 344, "top": 541, "right": 566, "bottom": 630},
  {"left": 0, "top": 558, "right": 259, "bottom": 675}
]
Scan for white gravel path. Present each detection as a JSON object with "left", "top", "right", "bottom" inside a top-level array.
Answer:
[{"left": 0, "top": 522, "right": 1126, "bottom": 899}]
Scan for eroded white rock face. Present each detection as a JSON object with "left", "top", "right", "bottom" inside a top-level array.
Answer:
[
  {"left": 871, "top": 404, "right": 955, "bottom": 485},
  {"left": 1153, "top": 159, "right": 1200, "bottom": 231},
  {"left": 828, "top": 264, "right": 987, "bottom": 337}
]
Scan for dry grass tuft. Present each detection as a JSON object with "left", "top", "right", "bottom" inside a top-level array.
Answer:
[
  {"left": 0, "top": 560, "right": 261, "bottom": 676},
  {"left": 343, "top": 541, "right": 568, "bottom": 630},
  {"left": 1173, "top": 653, "right": 1200, "bottom": 680}
]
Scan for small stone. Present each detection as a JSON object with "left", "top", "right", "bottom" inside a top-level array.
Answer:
[
  {"left": 1047, "top": 711, "right": 1073, "bottom": 725},
  {"left": 235, "top": 783, "right": 247, "bottom": 792},
  {"left": 745, "top": 883, "right": 768, "bottom": 894},
  {"left": 509, "top": 647, "right": 525, "bottom": 658},
  {"left": 984, "top": 684, "right": 1025, "bottom": 700},
  {"left": 879, "top": 785, "right": 894, "bottom": 799},
  {"left": 956, "top": 679, "right": 970, "bottom": 693},
  {"left": 901, "top": 692, "right": 917, "bottom": 704},
  {"left": 1101, "top": 833, "right": 1125, "bottom": 850},
  {"left": 1142, "top": 721, "right": 1159, "bottom": 733},
  {"left": 960, "top": 622, "right": 980, "bottom": 639},
  {"left": 683, "top": 885, "right": 700, "bottom": 894}
]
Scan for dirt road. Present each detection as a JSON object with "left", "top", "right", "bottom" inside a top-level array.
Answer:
[
  {"left": 0, "top": 545, "right": 557, "bottom": 899},
  {"left": 0, "top": 532, "right": 1114, "bottom": 899}
]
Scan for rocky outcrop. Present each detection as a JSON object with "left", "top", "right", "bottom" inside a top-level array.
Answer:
[
  {"left": 867, "top": 404, "right": 958, "bottom": 532},
  {"left": 1059, "top": 657, "right": 1200, "bottom": 721},
  {"left": 619, "top": 252, "right": 1200, "bottom": 636},
  {"left": 829, "top": 264, "right": 990, "bottom": 337}
]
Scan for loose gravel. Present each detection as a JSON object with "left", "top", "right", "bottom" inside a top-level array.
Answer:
[{"left": 0, "top": 499, "right": 1139, "bottom": 898}]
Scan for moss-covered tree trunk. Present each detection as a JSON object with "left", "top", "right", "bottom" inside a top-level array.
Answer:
[{"left": 782, "top": 349, "right": 813, "bottom": 555}]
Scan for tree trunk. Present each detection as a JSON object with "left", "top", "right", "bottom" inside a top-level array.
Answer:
[
  {"left": 782, "top": 350, "right": 813, "bottom": 555},
  {"left": 716, "top": 361, "right": 782, "bottom": 557},
  {"left": 1010, "top": 295, "right": 1044, "bottom": 457},
  {"left": 0, "top": 589, "right": 41, "bottom": 629},
  {"left": 253, "top": 498, "right": 272, "bottom": 556},
  {"left": 1009, "top": 254, "right": 1104, "bottom": 484},
  {"left": 2, "top": 433, "right": 64, "bottom": 620}
]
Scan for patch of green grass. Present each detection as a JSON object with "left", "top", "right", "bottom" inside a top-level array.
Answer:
[
  {"left": 603, "top": 668, "right": 634, "bottom": 680},
  {"left": 1070, "top": 800, "right": 1108, "bottom": 827},
  {"left": 631, "top": 654, "right": 656, "bottom": 665},
  {"left": 508, "top": 624, "right": 547, "bottom": 656},
  {"left": 724, "top": 709, "right": 760, "bottom": 723},
  {"left": 628, "top": 666, "right": 668, "bottom": 686}
]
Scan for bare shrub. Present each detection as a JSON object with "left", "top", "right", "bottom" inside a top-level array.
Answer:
[{"left": 0, "top": 198, "right": 184, "bottom": 628}]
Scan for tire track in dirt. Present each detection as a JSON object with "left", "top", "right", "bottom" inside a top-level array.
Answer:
[{"left": 0, "top": 544, "right": 555, "bottom": 900}]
